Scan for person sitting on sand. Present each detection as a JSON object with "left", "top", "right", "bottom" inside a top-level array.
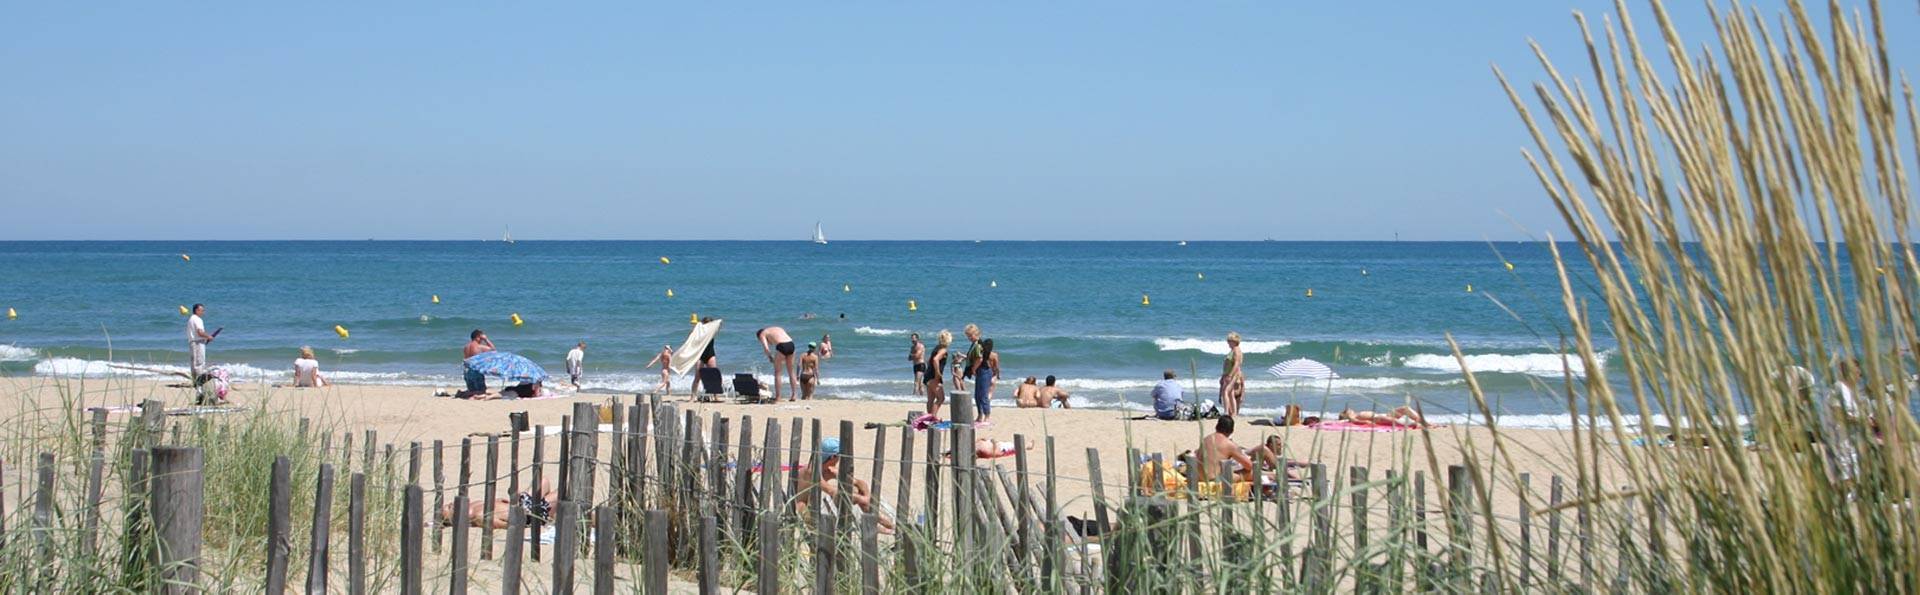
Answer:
[
  {"left": 292, "top": 346, "right": 327, "bottom": 388},
  {"left": 757, "top": 326, "right": 798, "bottom": 401},
  {"left": 1196, "top": 416, "right": 1256, "bottom": 482},
  {"left": 1014, "top": 377, "right": 1042, "bottom": 408},
  {"left": 1337, "top": 406, "right": 1431, "bottom": 428},
  {"left": 798, "top": 343, "right": 822, "bottom": 400},
  {"left": 1152, "top": 370, "right": 1185, "bottom": 421},
  {"left": 796, "top": 438, "right": 895, "bottom": 533},
  {"left": 1038, "top": 375, "right": 1071, "bottom": 408},
  {"left": 1249, "top": 435, "right": 1304, "bottom": 481},
  {"left": 441, "top": 479, "right": 559, "bottom": 529},
  {"left": 644, "top": 344, "right": 673, "bottom": 395},
  {"left": 944, "top": 437, "right": 1032, "bottom": 460}
]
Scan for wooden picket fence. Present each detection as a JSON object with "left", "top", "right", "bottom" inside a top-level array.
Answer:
[{"left": 9, "top": 396, "right": 1643, "bottom": 593}]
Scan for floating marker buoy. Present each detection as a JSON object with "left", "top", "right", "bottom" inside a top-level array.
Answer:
[
  {"left": 1504, "top": 262, "right": 1515, "bottom": 271},
  {"left": 1197, "top": 272, "right": 1205, "bottom": 280},
  {"left": 1466, "top": 284, "right": 1474, "bottom": 293},
  {"left": 180, "top": 254, "right": 190, "bottom": 262},
  {"left": 666, "top": 288, "right": 675, "bottom": 298},
  {"left": 1306, "top": 288, "right": 1314, "bottom": 298},
  {"left": 990, "top": 280, "right": 998, "bottom": 288},
  {"left": 431, "top": 294, "right": 440, "bottom": 304},
  {"left": 179, "top": 305, "right": 190, "bottom": 316},
  {"left": 843, "top": 284, "right": 851, "bottom": 293},
  {"left": 659, "top": 256, "right": 670, "bottom": 265},
  {"left": 1141, "top": 294, "right": 1151, "bottom": 306},
  {"left": 334, "top": 325, "right": 350, "bottom": 339},
  {"left": 510, "top": 313, "right": 524, "bottom": 326},
  {"left": 690, "top": 313, "right": 700, "bottom": 324},
  {"left": 1361, "top": 269, "right": 1368, "bottom": 276},
  {"left": 5, "top": 307, "right": 15, "bottom": 320},
  {"left": 907, "top": 300, "right": 918, "bottom": 312}
]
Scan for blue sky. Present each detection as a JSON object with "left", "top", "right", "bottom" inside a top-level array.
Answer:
[{"left": 2, "top": 2, "right": 1914, "bottom": 241}]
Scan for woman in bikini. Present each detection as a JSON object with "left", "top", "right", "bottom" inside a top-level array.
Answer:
[
  {"left": 798, "top": 344, "right": 821, "bottom": 400},
  {"left": 1220, "top": 332, "right": 1246, "bottom": 417},
  {"left": 924, "top": 330, "right": 951, "bottom": 415},
  {"left": 1337, "top": 406, "right": 1431, "bottom": 428}
]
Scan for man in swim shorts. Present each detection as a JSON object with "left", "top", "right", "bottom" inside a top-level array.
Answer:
[
  {"left": 909, "top": 333, "right": 925, "bottom": 397},
  {"left": 1037, "top": 375, "right": 1072, "bottom": 408},
  {"left": 757, "top": 326, "right": 798, "bottom": 401},
  {"left": 461, "top": 329, "right": 495, "bottom": 397},
  {"left": 1197, "top": 416, "right": 1256, "bottom": 483}
]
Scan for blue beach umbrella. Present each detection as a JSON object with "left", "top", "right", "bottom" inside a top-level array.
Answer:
[
  {"left": 1268, "top": 358, "right": 1339, "bottom": 381},
  {"left": 464, "top": 351, "right": 550, "bottom": 384}
]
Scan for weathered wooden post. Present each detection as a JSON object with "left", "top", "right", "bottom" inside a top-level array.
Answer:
[{"left": 149, "top": 446, "right": 204, "bottom": 594}]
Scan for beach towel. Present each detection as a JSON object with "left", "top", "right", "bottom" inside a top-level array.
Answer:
[
  {"left": 669, "top": 320, "right": 723, "bottom": 377},
  {"left": 1312, "top": 420, "right": 1415, "bottom": 433}
]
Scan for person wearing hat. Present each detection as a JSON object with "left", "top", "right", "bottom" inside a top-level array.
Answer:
[
  {"left": 798, "top": 343, "right": 822, "bottom": 400},
  {"left": 797, "top": 437, "right": 894, "bottom": 533}
]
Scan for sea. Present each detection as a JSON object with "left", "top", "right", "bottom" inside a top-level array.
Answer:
[{"left": 0, "top": 240, "right": 1621, "bottom": 427}]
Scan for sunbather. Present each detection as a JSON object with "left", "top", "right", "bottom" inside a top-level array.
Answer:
[
  {"left": 1337, "top": 406, "right": 1431, "bottom": 428},
  {"left": 440, "top": 479, "right": 559, "bottom": 529},
  {"left": 796, "top": 437, "right": 895, "bottom": 533}
]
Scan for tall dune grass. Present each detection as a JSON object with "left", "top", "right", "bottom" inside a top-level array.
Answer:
[{"left": 1488, "top": 0, "right": 1920, "bottom": 590}]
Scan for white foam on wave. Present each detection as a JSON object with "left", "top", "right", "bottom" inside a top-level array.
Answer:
[
  {"left": 1154, "top": 337, "right": 1289, "bottom": 355},
  {"left": 853, "top": 326, "right": 911, "bottom": 337},
  {"left": 35, "top": 358, "right": 307, "bottom": 381},
  {"left": 1401, "top": 352, "right": 1603, "bottom": 377},
  {"left": 1056, "top": 377, "right": 1459, "bottom": 393},
  {"left": 332, "top": 348, "right": 361, "bottom": 355},
  {"left": 0, "top": 345, "right": 37, "bottom": 362}
]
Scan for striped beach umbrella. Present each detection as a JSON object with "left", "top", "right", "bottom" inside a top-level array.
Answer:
[{"left": 1268, "top": 358, "right": 1339, "bottom": 380}]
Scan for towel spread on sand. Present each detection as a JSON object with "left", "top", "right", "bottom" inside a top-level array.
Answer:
[
  {"left": 669, "top": 320, "right": 723, "bottom": 377},
  {"left": 1312, "top": 420, "right": 1415, "bottom": 433}
]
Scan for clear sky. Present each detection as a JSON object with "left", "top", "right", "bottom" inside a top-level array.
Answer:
[{"left": 2, "top": 2, "right": 1914, "bottom": 241}]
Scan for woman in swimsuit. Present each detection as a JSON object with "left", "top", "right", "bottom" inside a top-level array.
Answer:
[
  {"left": 1338, "top": 406, "right": 1431, "bottom": 428},
  {"left": 798, "top": 344, "right": 821, "bottom": 400},
  {"left": 1220, "top": 332, "right": 1246, "bottom": 417},
  {"left": 924, "top": 330, "right": 951, "bottom": 415}
]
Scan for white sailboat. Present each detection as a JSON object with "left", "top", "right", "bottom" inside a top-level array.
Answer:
[
  {"left": 502, "top": 226, "right": 515, "bottom": 244},
  {"left": 812, "top": 222, "right": 828, "bottom": 245}
]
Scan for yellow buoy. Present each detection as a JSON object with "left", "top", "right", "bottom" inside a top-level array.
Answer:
[
  {"left": 334, "top": 325, "right": 350, "bottom": 339},
  {"left": 666, "top": 288, "right": 675, "bottom": 298},
  {"left": 1466, "top": 284, "right": 1474, "bottom": 293},
  {"left": 1504, "top": 262, "right": 1514, "bottom": 271},
  {"left": 431, "top": 294, "right": 440, "bottom": 304},
  {"left": 843, "top": 284, "right": 851, "bottom": 293},
  {"left": 690, "top": 312, "right": 700, "bottom": 324},
  {"left": 660, "top": 256, "right": 671, "bottom": 265},
  {"left": 1306, "top": 288, "right": 1314, "bottom": 298},
  {"left": 180, "top": 254, "right": 190, "bottom": 262},
  {"left": 178, "top": 305, "right": 190, "bottom": 316},
  {"left": 907, "top": 300, "right": 918, "bottom": 312},
  {"left": 510, "top": 313, "right": 524, "bottom": 326},
  {"left": 5, "top": 307, "right": 15, "bottom": 320},
  {"left": 1141, "top": 293, "right": 1151, "bottom": 306}
]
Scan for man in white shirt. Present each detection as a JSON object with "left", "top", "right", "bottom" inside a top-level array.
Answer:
[
  {"left": 565, "top": 342, "right": 586, "bottom": 388},
  {"left": 187, "top": 303, "right": 214, "bottom": 377}
]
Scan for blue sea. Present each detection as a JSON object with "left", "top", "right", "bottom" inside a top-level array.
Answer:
[{"left": 0, "top": 241, "right": 1618, "bottom": 426}]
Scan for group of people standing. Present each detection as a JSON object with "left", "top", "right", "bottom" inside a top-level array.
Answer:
[
  {"left": 753, "top": 326, "right": 835, "bottom": 401},
  {"left": 908, "top": 324, "right": 1009, "bottom": 422}
]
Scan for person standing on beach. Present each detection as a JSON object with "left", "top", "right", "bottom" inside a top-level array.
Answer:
[
  {"left": 1220, "top": 332, "right": 1247, "bottom": 417},
  {"left": 644, "top": 344, "right": 673, "bottom": 395},
  {"left": 186, "top": 303, "right": 214, "bottom": 377},
  {"left": 798, "top": 343, "right": 821, "bottom": 400},
  {"left": 924, "top": 331, "right": 951, "bottom": 415},
  {"left": 565, "top": 342, "right": 586, "bottom": 389},
  {"left": 757, "top": 326, "right": 798, "bottom": 401},
  {"left": 970, "top": 338, "right": 1001, "bottom": 421},
  {"left": 690, "top": 317, "right": 721, "bottom": 397},
  {"left": 909, "top": 333, "right": 926, "bottom": 396}
]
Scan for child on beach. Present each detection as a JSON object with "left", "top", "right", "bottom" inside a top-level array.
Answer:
[
  {"left": 644, "top": 344, "right": 673, "bottom": 395},
  {"left": 796, "top": 438, "right": 895, "bottom": 533}
]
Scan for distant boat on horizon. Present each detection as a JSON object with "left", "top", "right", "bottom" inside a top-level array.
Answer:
[
  {"left": 1178, "top": 240, "right": 1188, "bottom": 246},
  {"left": 503, "top": 226, "right": 515, "bottom": 244},
  {"left": 812, "top": 222, "right": 828, "bottom": 245}
]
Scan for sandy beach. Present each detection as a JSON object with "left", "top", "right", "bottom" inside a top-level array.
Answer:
[{"left": 0, "top": 375, "right": 1609, "bottom": 529}]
